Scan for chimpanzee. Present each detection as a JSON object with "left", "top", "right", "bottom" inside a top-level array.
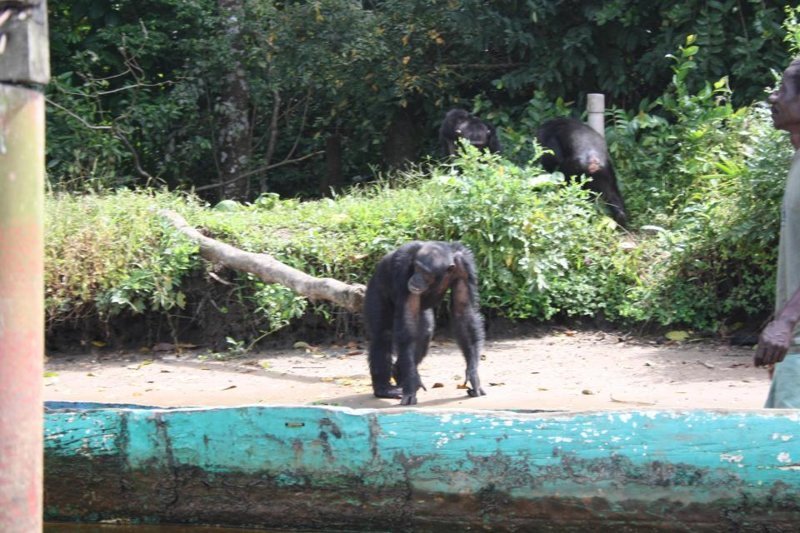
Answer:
[
  {"left": 364, "top": 241, "right": 485, "bottom": 406},
  {"left": 439, "top": 108, "right": 502, "bottom": 157},
  {"left": 536, "top": 117, "right": 628, "bottom": 227}
]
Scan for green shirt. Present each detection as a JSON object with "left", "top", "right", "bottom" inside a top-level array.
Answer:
[{"left": 775, "top": 149, "right": 800, "bottom": 333}]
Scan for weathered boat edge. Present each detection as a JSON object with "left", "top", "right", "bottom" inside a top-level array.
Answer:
[{"left": 44, "top": 402, "right": 800, "bottom": 531}]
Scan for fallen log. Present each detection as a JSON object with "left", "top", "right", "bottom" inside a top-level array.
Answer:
[{"left": 159, "top": 209, "right": 365, "bottom": 312}]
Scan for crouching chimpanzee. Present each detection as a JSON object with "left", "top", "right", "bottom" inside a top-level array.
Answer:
[
  {"left": 364, "top": 241, "right": 485, "bottom": 406},
  {"left": 537, "top": 117, "right": 628, "bottom": 227},
  {"left": 439, "top": 108, "right": 502, "bottom": 157}
]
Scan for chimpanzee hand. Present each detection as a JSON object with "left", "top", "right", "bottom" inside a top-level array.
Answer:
[
  {"left": 755, "top": 319, "right": 793, "bottom": 368},
  {"left": 464, "top": 368, "right": 486, "bottom": 398},
  {"left": 393, "top": 362, "right": 427, "bottom": 392},
  {"left": 400, "top": 393, "right": 417, "bottom": 406},
  {"left": 466, "top": 385, "right": 486, "bottom": 398},
  {"left": 399, "top": 375, "right": 426, "bottom": 405}
]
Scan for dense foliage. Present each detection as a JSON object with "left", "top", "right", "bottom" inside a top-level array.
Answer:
[
  {"left": 45, "top": 91, "right": 793, "bottom": 347},
  {"left": 47, "top": 0, "right": 792, "bottom": 199},
  {"left": 42, "top": 3, "right": 800, "bottom": 348}
]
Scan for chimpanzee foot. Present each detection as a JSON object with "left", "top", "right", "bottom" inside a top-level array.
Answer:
[
  {"left": 374, "top": 386, "right": 403, "bottom": 399},
  {"left": 399, "top": 394, "right": 418, "bottom": 406}
]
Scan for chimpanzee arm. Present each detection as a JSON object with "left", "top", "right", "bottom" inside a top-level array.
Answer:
[
  {"left": 487, "top": 124, "right": 502, "bottom": 154},
  {"left": 450, "top": 251, "right": 486, "bottom": 398},
  {"left": 365, "top": 260, "right": 403, "bottom": 399},
  {"left": 394, "top": 292, "right": 427, "bottom": 405}
]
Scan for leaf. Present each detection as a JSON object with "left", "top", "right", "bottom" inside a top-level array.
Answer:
[
  {"left": 213, "top": 199, "right": 242, "bottom": 212},
  {"left": 665, "top": 330, "right": 690, "bottom": 342},
  {"left": 44, "top": 371, "right": 59, "bottom": 378},
  {"left": 682, "top": 45, "right": 699, "bottom": 57}
]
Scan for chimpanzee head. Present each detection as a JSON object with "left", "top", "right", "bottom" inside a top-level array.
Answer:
[
  {"left": 407, "top": 243, "right": 456, "bottom": 294},
  {"left": 440, "top": 109, "right": 502, "bottom": 156},
  {"left": 454, "top": 118, "right": 494, "bottom": 151}
]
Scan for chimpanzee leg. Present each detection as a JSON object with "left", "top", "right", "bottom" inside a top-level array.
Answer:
[
  {"left": 366, "top": 292, "right": 402, "bottom": 399},
  {"left": 452, "top": 280, "right": 486, "bottom": 398},
  {"left": 395, "top": 296, "right": 425, "bottom": 406}
]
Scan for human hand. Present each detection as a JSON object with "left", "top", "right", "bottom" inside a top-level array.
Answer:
[{"left": 755, "top": 319, "right": 794, "bottom": 367}]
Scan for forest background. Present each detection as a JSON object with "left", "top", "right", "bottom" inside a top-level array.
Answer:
[{"left": 44, "top": 0, "right": 800, "bottom": 352}]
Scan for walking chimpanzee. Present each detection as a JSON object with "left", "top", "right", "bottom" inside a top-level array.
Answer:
[
  {"left": 439, "top": 108, "right": 502, "bottom": 157},
  {"left": 537, "top": 117, "right": 628, "bottom": 227},
  {"left": 364, "top": 241, "right": 485, "bottom": 406}
]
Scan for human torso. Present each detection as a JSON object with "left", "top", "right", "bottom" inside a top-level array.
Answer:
[{"left": 775, "top": 149, "right": 800, "bottom": 344}]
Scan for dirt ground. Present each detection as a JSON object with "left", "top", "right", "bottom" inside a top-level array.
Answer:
[{"left": 44, "top": 328, "right": 772, "bottom": 411}]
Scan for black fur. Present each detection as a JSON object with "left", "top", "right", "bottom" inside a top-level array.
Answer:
[
  {"left": 364, "top": 241, "right": 486, "bottom": 405},
  {"left": 439, "top": 109, "right": 502, "bottom": 157},
  {"left": 537, "top": 117, "right": 627, "bottom": 227}
]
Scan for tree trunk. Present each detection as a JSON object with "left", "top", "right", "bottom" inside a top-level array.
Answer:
[
  {"left": 160, "top": 210, "right": 365, "bottom": 312},
  {"left": 217, "top": 0, "right": 252, "bottom": 201},
  {"left": 382, "top": 106, "right": 424, "bottom": 170},
  {"left": 321, "top": 133, "right": 343, "bottom": 197}
]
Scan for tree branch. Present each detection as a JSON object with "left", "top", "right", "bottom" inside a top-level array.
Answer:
[
  {"left": 192, "top": 149, "right": 324, "bottom": 193},
  {"left": 160, "top": 209, "right": 365, "bottom": 312}
]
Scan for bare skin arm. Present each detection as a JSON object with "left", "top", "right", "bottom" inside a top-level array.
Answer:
[{"left": 755, "top": 285, "right": 800, "bottom": 367}]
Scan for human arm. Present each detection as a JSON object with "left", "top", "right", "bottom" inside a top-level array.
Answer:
[{"left": 755, "top": 285, "right": 800, "bottom": 367}]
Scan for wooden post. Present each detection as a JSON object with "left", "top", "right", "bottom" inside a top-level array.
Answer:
[
  {"left": 0, "top": 2, "right": 49, "bottom": 532},
  {"left": 586, "top": 93, "right": 605, "bottom": 137}
]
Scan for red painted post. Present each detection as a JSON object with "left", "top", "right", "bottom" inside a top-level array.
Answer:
[
  {"left": 0, "top": 1, "right": 49, "bottom": 530},
  {"left": 0, "top": 85, "right": 46, "bottom": 533}
]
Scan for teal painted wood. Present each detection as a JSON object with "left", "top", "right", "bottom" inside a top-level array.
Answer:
[{"left": 44, "top": 403, "right": 800, "bottom": 530}]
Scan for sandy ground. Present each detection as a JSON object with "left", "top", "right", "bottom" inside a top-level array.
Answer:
[{"left": 44, "top": 329, "right": 772, "bottom": 411}]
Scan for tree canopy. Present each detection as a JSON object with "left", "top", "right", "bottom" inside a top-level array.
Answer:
[{"left": 47, "top": 0, "right": 793, "bottom": 200}]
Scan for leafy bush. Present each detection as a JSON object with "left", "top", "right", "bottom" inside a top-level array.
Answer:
[
  {"left": 431, "top": 147, "right": 633, "bottom": 320},
  {"left": 603, "top": 37, "right": 793, "bottom": 330},
  {"left": 45, "top": 190, "right": 202, "bottom": 330},
  {"left": 46, "top": 0, "right": 792, "bottom": 198},
  {"left": 44, "top": 26, "right": 800, "bottom": 345}
]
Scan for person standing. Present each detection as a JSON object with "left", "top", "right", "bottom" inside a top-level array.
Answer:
[{"left": 754, "top": 58, "right": 800, "bottom": 407}]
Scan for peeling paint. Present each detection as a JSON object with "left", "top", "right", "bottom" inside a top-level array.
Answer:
[{"left": 44, "top": 403, "right": 800, "bottom": 530}]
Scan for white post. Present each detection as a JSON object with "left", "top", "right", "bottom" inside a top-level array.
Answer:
[{"left": 586, "top": 93, "right": 605, "bottom": 138}]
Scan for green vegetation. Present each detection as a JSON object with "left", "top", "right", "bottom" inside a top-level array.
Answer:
[
  {"left": 45, "top": 89, "right": 794, "bottom": 342},
  {"left": 47, "top": 1, "right": 792, "bottom": 197},
  {"left": 41, "top": 4, "right": 800, "bottom": 346}
]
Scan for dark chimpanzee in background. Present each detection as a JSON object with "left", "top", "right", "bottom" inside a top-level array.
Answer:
[
  {"left": 439, "top": 108, "right": 502, "bottom": 157},
  {"left": 364, "top": 241, "right": 485, "bottom": 406},
  {"left": 536, "top": 117, "right": 628, "bottom": 227}
]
